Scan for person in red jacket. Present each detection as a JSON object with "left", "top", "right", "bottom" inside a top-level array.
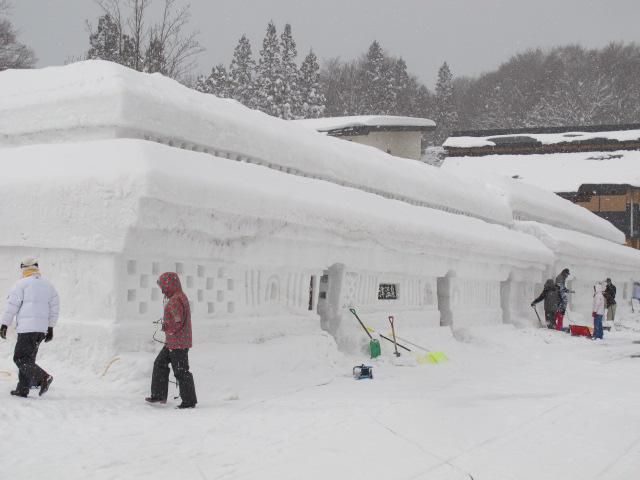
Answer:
[{"left": 146, "top": 272, "right": 197, "bottom": 409}]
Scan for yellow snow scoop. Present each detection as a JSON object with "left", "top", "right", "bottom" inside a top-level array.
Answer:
[{"left": 392, "top": 334, "right": 449, "bottom": 364}]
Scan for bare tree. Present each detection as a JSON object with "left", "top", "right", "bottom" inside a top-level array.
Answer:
[
  {"left": 0, "top": 0, "right": 36, "bottom": 70},
  {"left": 88, "top": 0, "right": 202, "bottom": 81},
  {"left": 153, "top": 0, "right": 202, "bottom": 79}
]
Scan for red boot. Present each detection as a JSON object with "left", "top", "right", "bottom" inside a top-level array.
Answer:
[{"left": 555, "top": 311, "right": 564, "bottom": 331}]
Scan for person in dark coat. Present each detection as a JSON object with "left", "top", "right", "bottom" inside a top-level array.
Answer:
[
  {"left": 554, "top": 268, "right": 573, "bottom": 331},
  {"left": 531, "top": 278, "right": 559, "bottom": 329},
  {"left": 146, "top": 272, "right": 197, "bottom": 409},
  {"left": 603, "top": 278, "right": 617, "bottom": 323}
]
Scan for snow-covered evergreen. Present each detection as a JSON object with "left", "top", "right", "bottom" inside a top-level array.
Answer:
[
  {"left": 87, "top": 14, "right": 121, "bottom": 64},
  {"left": 143, "top": 37, "right": 166, "bottom": 75},
  {"left": 391, "top": 58, "right": 412, "bottom": 115},
  {"left": 279, "top": 24, "right": 301, "bottom": 119},
  {"left": 255, "top": 21, "right": 284, "bottom": 117},
  {"left": 195, "top": 64, "right": 230, "bottom": 98},
  {"left": 361, "top": 40, "right": 390, "bottom": 114},
  {"left": 229, "top": 35, "right": 256, "bottom": 108},
  {"left": 298, "top": 50, "right": 326, "bottom": 118},
  {"left": 434, "top": 62, "right": 458, "bottom": 143}
]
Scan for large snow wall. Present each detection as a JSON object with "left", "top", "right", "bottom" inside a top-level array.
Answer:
[
  {"left": 0, "top": 139, "right": 553, "bottom": 350},
  {"left": 1, "top": 61, "right": 639, "bottom": 353}
]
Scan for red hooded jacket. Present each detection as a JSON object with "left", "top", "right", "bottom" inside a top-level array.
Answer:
[{"left": 158, "top": 272, "right": 192, "bottom": 350}]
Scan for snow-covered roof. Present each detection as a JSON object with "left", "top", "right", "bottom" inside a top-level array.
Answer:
[
  {"left": 0, "top": 139, "right": 552, "bottom": 274},
  {"left": 0, "top": 61, "right": 507, "bottom": 226},
  {"left": 442, "top": 150, "right": 640, "bottom": 193},
  {"left": 443, "top": 129, "right": 640, "bottom": 149},
  {"left": 293, "top": 115, "right": 436, "bottom": 133}
]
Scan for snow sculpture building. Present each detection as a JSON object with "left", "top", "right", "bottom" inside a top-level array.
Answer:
[{"left": 1, "top": 61, "right": 638, "bottom": 351}]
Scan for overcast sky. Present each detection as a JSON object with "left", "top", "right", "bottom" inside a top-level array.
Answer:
[{"left": 10, "top": 0, "right": 640, "bottom": 87}]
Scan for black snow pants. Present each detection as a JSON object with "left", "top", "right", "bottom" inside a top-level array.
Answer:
[
  {"left": 544, "top": 310, "right": 556, "bottom": 329},
  {"left": 13, "top": 332, "right": 48, "bottom": 395},
  {"left": 150, "top": 347, "right": 197, "bottom": 405}
]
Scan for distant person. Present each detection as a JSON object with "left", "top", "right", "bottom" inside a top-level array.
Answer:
[
  {"left": 633, "top": 281, "right": 640, "bottom": 313},
  {"left": 555, "top": 268, "right": 574, "bottom": 331},
  {"left": 0, "top": 258, "right": 58, "bottom": 398},
  {"left": 603, "top": 278, "right": 617, "bottom": 324},
  {"left": 592, "top": 282, "right": 605, "bottom": 340},
  {"left": 146, "top": 272, "right": 197, "bottom": 409},
  {"left": 531, "top": 278, "right": 559, "bottom": 329}
]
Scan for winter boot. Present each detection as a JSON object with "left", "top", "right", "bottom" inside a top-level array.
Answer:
[
  {"left": 145, "top": 397, "right": 167, "bottom": 404},
  {"left": 555, "top": 312, "right": 564, "bottom": 331},
  {"left": 39, "top": 375, "right": 53, "bottom": 396},
  {"left": 176, "top": 402, "right": 196, "bottom": 409},
  {"left": 10, "top": 389, "right": 28, "bottom": 397}
]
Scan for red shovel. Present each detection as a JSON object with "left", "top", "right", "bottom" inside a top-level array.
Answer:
[{"left": 388, "top": 316, "right": 400, "bottom": 357}]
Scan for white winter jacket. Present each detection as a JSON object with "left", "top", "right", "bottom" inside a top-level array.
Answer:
[
  {"left": 1, "top": 275, "right": 59, "bottom": 333},
  {"left": 592, "top": 284, "right": 605, "bottom": 316}
]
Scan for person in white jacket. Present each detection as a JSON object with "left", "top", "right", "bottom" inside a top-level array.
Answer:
[
  {"left": 592, "top": 282, "right": 605, "bottom": 340},
  {"left": 0, "top": 258, "right": 59, "bottom": 397}
]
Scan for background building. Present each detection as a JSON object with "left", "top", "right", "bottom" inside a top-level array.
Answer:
[{"left": 294, "top": 115, "right": 435, "bottom": 160}]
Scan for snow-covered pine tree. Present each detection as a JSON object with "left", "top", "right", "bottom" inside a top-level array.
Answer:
[
  {"left": 143, "top": 36, "right": 166, "bottom": 74},
  {"left": 255, "top": 21, "right": 284, "bottom": 117},
  {"left": 0, "top": 1, "right": 36, "bottom": 70},
  {"left": 229, "top": 34, "right": 256, "bottom": 108},
  {"left": 299, "top": 49, "right": 325, "bottom": 118},
  {"left": 87, "top": 14, "right": 121, "bottom": 63},
  {"left": 361, "top": 40, "right": 394, "bottom": 114},
  {"left": 391, "top": 57, "right": 412, "bottom": 115},
  {"left": 279, "top": 23, "right": 301, "bottom": 119},
  {"left": 121, "top": 34, "right": 140, "bottom": 70},
  {"left": 207, "top": 64, "right": 231, "bottom": 98},
  {"left": 434, "top": 62, "right": 458, "bottom": 143},
  {"left": 194, "top": 73, "right": 211, "bottom": 94}
]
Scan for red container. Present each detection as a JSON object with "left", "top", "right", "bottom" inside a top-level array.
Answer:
[{"left": 570, "top": 325, "right": 592, "bottom": 337}]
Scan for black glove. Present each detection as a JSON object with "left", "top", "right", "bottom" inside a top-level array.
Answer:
[
  {"left": 44, "top": 327, "right": 53, "bottom": 343},
  {"left": 530, "top": 302, "right": 535, "bottom": 307},
  {"left": 0, "top": 324, "right": 6, "bottom": 340}
]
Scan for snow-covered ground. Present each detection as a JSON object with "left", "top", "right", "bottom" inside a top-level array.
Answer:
[
  {"left": 2, "top": 61, "right": 640, "bottom": 480},
  {"left": 2, "top": 311, "right": 640, "bottom": 480}
]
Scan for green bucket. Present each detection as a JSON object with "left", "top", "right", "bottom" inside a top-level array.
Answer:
[{"left": 369, "top": 339, "right": 381, "bottom": 358}]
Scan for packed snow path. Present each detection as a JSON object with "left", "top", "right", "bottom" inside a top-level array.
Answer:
[{"left": 2, "top": 321, "right": 640, "bottom": 480}]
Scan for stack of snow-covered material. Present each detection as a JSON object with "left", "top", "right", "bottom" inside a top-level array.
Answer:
[
  {"left": 442, "top": 149, "right": 640, "bottom": 193},
  {"left": 0, "top": 61, "right": 510, "bottom": 226},
  {"left": 442, "top": 125, "right": 640, "bottom": 152}
]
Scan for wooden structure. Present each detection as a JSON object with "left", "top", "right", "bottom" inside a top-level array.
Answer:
[{"left": 559, "top": 184, "right": 640, "bottom": 249}]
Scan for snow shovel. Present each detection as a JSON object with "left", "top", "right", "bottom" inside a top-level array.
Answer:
[
  {"left": 349, "top": 308, "right": 381, "bottom": 359},
  {"left": 378, "top": 333, "right": 411, "bottom": 352},
  {"left": 388, "top": 316, "right": 401, "bottom": 357},
  {"left": 394, "top": 335, "right": 449, "bottom": 364},
  {"left": 531, "top": 305, "right": 544, "bottom": 327}
]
